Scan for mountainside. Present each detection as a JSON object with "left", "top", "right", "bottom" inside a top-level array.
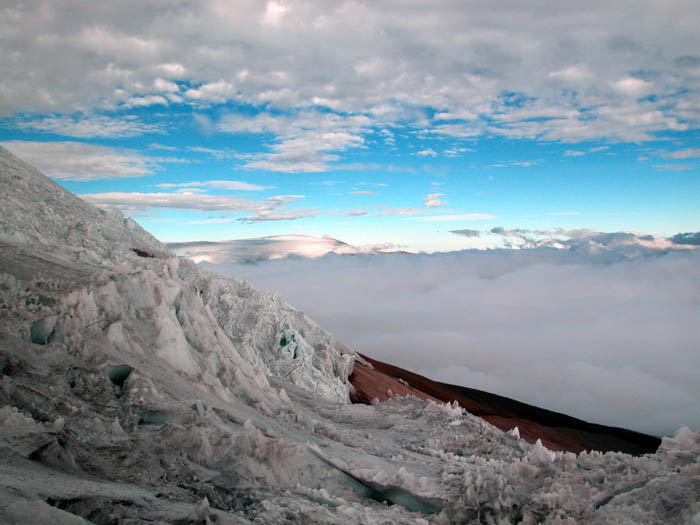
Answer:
[
  {"left": 1, "top": 145, "right": 699, "bottom": 524},
  {"left": 350, "top": 354, "right": 661, "bottom": 455}
]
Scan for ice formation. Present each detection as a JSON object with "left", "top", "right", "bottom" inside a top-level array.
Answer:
[{"left": 1, "top": 144, "right": 699, "bottom": 523}]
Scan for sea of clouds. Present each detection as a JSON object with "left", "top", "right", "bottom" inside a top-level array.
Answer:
[{"left": 203, "top": 242, "right": 700, "bottom": 438}]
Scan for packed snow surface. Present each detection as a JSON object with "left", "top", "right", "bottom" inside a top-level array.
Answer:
[{"left": 1, "top": 145, "right": 699, "bottom": 523}]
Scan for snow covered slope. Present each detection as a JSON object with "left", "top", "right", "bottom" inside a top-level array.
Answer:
[
  {"left": 0, "top": 146, "right": 169, "bottom": 265},
  {"left": 1, "top": 145, "right": 699, "bottom": 524}
]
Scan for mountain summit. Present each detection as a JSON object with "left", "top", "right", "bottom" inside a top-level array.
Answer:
[{"left": 1, "top": 146, "right": 698, "bottom": 523}]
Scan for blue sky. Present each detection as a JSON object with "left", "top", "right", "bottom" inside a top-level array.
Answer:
[{"left": 1, "top": 1, "right": 698, "bottom": 253}]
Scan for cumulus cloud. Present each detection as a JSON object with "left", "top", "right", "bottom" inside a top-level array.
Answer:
[
  {"left": 3, "top": 1, "right": 696, "bottom": 149},
  {"left": 0, "top": 140, "right": 155, "bottom": 180},
  {"left": 204, "top": 245, "right": 700, "bottom": 437},
  {"left": 548, "top": 64, "right": 592, "bottom": 83},
  {"left": 612, "top": 76, "right": 653, "bottom": 97},
  {"left": 185, "top": 81, "right": 237, "bottom": 103},
  {"left": 416, "top": 148, "right": 438, "bottom": 157},
  {"left": 218, "top": 111, "right": 369, "bottom": 172}
]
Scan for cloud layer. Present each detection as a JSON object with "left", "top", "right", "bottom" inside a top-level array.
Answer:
[
  {"left": 204, "top": 245, "right": 700, "bottom": 437},
  {"left": 2, "top": 1, "right": 699, "bottom": 161},
  {"left": 170, "top": 234, "right": 394, "bottom": 264}
]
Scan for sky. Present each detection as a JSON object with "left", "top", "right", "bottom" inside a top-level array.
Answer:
[{"left": 0, "top": 1, "right": 699, "bottom": 253}]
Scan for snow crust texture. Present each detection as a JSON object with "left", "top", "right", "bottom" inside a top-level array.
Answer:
[{"left": 1, "top": 145, "right": 699, "bottom": 523}]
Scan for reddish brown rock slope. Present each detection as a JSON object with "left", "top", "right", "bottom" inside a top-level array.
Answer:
[{"left": 350, "top": 353, "right": 661, "bottom": 455}]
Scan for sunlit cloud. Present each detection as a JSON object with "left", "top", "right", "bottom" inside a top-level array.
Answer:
[{"left": 424, "top": 193, "right": 447, "bottom": 207}]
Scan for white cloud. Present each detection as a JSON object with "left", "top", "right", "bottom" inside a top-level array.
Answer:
[
  {"left": 548, "top": 64, "right": 592, "bottom": 83},
  {"left": 155, "top": 63, "right": 186, "bottom": 78},
  {"left": 411, "top": 213, "right": 496, "bottom": 222},
  {"left": 185, "top": 81, "right": 237, "bottom": 103},
  {"left": 0, "top": 2, "right": 698, "bottom": 156},
  {"left": 156, "top": 180, "right": 270, "bottom": 191},
  {"left": 338, "top": 209, "right": 368, "bottom": 217},
  {"left": 80, "top": 188, "right": 313, "bottom": 222},
  {"left": 80, "top": 192, "right": 264, "bottom": 213},
  {"left": 15, "top": 114, "right": 164, "bottom": 138},
  {"left": 416, "top": 148, "right": 437, "bottom": 157},
  {"left": 0, "top": 141, "right": 153, "bottom": 180},
  {"left": 186, "top": 146, "right": 238, "bottom": 159},
  {"left": 663, "top": 148, "right": 700, "bottom": 159},
  {"left": 654, "top": 163, "right": 695, "bottom": 171},
  {"left": 612, "top": 76, "right": 653, "bottom": 97},
  {"left": 170, "top": 234, "right": 393, "bottom": 263},
  {"left": 219, "top": 111, "right": 368, "bottom": 172},
  {"left": 205, "top": 246, "right": 700, "bottom": 437},
  {"left": 262, "top": 1, "right": 289, "bottom": 27},
  {"left": 424, "top": 193, "right": 447, "bottom": 207},
  {"left": 210, "top": 180, "right": 271, "bottom": 191},
  {"left": 444, "top": 146, "right": 474, "bottom": 157},
  {"left": 123, "top": 95, "right": 168, "bottom": 108},
  {"left": 434, "top": 110, "right": 478, "bottom": 121},
  {"left": 149, "top": 143, "right": 177, "bottom": 151},
  {"left": 237, "top": 209, "right": 319, "bottom": 223}
]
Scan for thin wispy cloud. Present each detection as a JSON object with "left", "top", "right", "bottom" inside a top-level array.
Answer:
[
  {"left": 655, "top": 163, "right": 695, "bottom": 171},
  {"left": 663, "top": 148, "right": 700, "bottom": 159},
  {"left": 156, "top": 180, "right": 271, "bottom": 191},
  {"left": 81, "top": 190, "right": 313, "bottom": 223},
  {"left": 14, "top": 114, "right": 164, "bottom": 138},
  {"left": 411, "top": 213, "right": 496, "bottom": 222}
]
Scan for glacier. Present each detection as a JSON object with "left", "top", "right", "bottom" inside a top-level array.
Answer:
[{"left": 0, "top": 144, "right": 699, "bottom": 523}]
